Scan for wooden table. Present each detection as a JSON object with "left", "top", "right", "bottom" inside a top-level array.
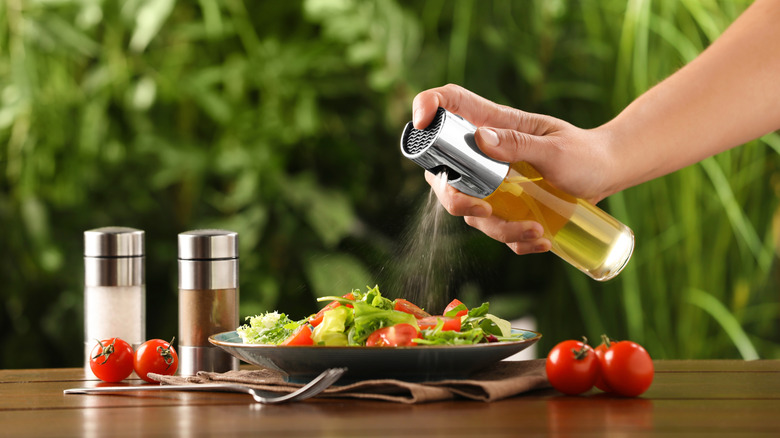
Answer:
[{"left": 1, "top": 360, "right": 778, "bottom": 437}]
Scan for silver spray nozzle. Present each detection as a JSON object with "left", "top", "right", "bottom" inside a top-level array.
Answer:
[{"left": 400, "top": 108, "right": 509, "bottom": 198}]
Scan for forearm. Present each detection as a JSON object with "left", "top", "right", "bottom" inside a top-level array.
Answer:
[{"left": 601, "top": 0, "right": 780, "bottom": 194}]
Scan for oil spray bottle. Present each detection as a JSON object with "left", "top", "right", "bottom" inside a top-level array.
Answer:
[{"left": 400, "top": 108, "right": 633, "bottom": 281}]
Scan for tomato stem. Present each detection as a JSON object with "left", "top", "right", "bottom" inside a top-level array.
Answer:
[
  {"left": 91, "top": 338, "right": 116, "bottom": 365},
  {"left": 157, "top": 336, "right": 176, "bottom": 369},
  {"left": 571, "top": 336, "right": 591, "bottom": 360}
]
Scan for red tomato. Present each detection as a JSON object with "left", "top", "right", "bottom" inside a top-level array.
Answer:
[
  {"left": 417, "top": 316, "right": 461, "bottom": 332},
  {"left": 545, "top": 339, "right": 599, "bottom": 395},
  {"left": 309, "top": 293, "right": 354, "bottom": 327},
  {"left": 598, "top": 340, "right": 654, "bottom": 397},
  {"left": 134, "top": 338, "right": 179, "bottom": 383},
  {"left": 443, "top": 299, "right": 468, "bottom": 317},
  {"left": 89, "top": 338, "right": 135, "bottom": 383},
  {"left": 281, "top": 325, "right": 314, "bottom": 346},
  {"left": 365, "top": 324, "right": 421, "bottom": 347},
  {"left": 393, "top": 299, "right": 430, "bottom": 319},
  {"left": 593, "top": 341, "right": 612, "bottom": 392}
]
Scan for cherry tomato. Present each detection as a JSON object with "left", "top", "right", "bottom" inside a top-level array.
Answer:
[
  {"left": 417, "top": 316, "right": 461, "bottom": 332},
  {"left": 598, "top": 339, "right": 654, "bottom": 397},
  {"left": 593, "top": 341, "right": 612, "bottom": 392},
  {"left": 134, "top": 338, "right": 179, "bottom": 383},
  {"left": 443, "top": 299, "right": 468, "bottom": 317},
  {"left": 281, "top": 324, "right": 314, "bottom": 346},
  {"left": 592, "top": 334, "right": 629, "bottom": 392},
  {"left": 365, "top": 323, "right": 421, "bottom": 347},
  {"left": 89, "top": 338, "right": 134, "bottom": 383},
  {"left": 393, "top": 299, "right": 430, "bottom": 319},
  {"left": 545, "top": 338, "right": 599, "bottom": 395},
  {"left": 309, "top": 293, "right": 354, "bottom": 327}
]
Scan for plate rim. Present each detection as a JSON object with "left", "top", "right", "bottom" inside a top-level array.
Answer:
[{"left": 208, "top": 327, "right": 542, "bottom": 350}]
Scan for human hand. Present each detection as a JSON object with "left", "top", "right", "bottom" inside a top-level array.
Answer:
[
  {"left": 423, "top": 170, "right": 552, "bottom": 255},
  {"left": 413, "top": 84, "right": 616, "bottom": 255}
]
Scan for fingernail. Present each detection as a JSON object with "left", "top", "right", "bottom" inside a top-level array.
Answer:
[
  {"left": 413, "top": 108, "right": 423, "bottom": 127},
  {"left": 523, "top": 229, "right": 540, "bottom": 240},
  {"left": 480, "top": 128, "right": 499, "bottom": 147},
  {"left": 534, "top": 243, "right": 549, "bottom": 253}
]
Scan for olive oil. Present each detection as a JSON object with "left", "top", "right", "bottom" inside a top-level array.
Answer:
[
  {"left": 392, "top": 172, "right": 462, "bottom": 313},
  {"left": 484, "top": 162, "right": 633, "bottom": 280}
]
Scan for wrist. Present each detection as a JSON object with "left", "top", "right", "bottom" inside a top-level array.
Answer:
[{"left": 587, "top": 122, "right": 629, "bottom": 201}]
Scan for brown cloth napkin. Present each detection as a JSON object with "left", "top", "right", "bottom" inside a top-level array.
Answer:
[{"left": 149, "top": 359, "right": 550, "bottom": 404}]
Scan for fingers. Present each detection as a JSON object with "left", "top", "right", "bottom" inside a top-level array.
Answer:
[
  {"left": 413, "top": 85, "right": 570, "bottom": 170},
  {"left": 412, "top": 84, "right": 567, "bottom": 256},
  {"left": 507, "top": 238, "right": 552, "bottom": 255},
  {"left": 412, "top": 84, "right": 562, "bottom": 134},
  {"left": 412, "top": 84, "right": 476, "bottom": 129},
  {"left": 425, "top": 171, "right": 551, "bottom": 256},
  {"left": 412, "top": 84, "right": 518, "bottom": 129},
  {"left": 474, "top": 127, "right": 541, "bottom": 163},
  {"left": 424, "top": 171, "right": 491, "bottom": 217},
  {"left": 464, "top": 216, "right": 551, "bottom": 255}
]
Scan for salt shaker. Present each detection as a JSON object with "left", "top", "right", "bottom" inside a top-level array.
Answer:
[
  {"left": 178, "top": 229, "right": 240, "bottom": 375},
  {"left": 84, "top": 227, "right": 145, "bottom": 376}
]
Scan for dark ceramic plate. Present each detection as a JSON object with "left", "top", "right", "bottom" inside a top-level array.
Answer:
[{"left": 209, "top": 328, "right": 541, "bottom": 383}]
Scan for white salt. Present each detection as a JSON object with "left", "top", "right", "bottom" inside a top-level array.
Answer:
[{"left": 84, "top": 285, "right": 145, "bottom": 377}]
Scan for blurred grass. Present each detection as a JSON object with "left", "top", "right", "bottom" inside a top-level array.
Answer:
[
  {"left": 1, "top": 0, "right": 778, "bottom": 367},
  {"left": 561, "top": 0, "right": 778, "bottom": 360}
]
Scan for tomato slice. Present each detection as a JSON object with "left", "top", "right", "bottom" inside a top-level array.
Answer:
[
  {"left": 309, "top": 292, "right": 354, "bottom": 327},
  {"left": 281, "top": 324, "right": 314, "bottom": 346},
  {"left": 365, "top": 323, "right": 421, "bottom": 347},
  {"left": 393, "top": 298, "right": 431, "bottom": 319},
  {"left": 443, "top": 299, "right": 468, "bottom": 317},
  {"left": 417, "top": 316, "right": 462, "bottom": 332}
]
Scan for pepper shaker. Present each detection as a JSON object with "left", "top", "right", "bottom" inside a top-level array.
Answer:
[
  {"left": 84, "top": 227, "right": 145, "bottom": 376},
  {"left": 178, "top": 229, "right": 240, "bottom": 375}
]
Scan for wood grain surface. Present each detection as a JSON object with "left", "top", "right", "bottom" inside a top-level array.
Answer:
[{"left": 1, "top": 360, "right": 778, "bottom": 437}]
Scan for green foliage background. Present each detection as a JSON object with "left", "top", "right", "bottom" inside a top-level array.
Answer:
[{"left": 2, "top": 0, "right": 778, "bottom": 368}]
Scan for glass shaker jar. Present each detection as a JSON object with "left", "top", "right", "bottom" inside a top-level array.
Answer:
[
  {"left": 83, "top": 227, "right": 145, "bottom": 376},
  {"left": 178, "top": 229, "right": 240, "bottom": 375}
]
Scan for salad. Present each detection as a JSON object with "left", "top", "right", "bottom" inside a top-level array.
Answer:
[{"left": 236, "top": 285, "right": 523, "bottom": 347}]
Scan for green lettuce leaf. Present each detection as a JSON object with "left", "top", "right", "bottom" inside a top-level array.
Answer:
[
  {"left": 311, "top": 305, "right": 351, "bottom": 346},
  {"left": 236, "top": 312, "right": 301, "bottom": 345}
]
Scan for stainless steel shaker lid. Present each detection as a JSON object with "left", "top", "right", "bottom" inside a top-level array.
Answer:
[
  {"left": 400, "top": 107, "right": 509, "bottom": 199},
  {"left": 84, "top": 227, "right": 145, "bottom": 257},
  {"left": 178, "top": 229, "right": 238, "bottom": 260}
]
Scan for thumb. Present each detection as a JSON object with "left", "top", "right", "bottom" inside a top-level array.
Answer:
[{"left": 475, "top": 127, "right": 550, "bottom": 164}]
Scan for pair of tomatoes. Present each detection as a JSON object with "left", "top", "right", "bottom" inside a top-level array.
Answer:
[
  {"left": 545, "top": 335, "right": 654, "bottom": 397},
  {"left": 89, "top": 337, "right": 178, "bottom": 383}
]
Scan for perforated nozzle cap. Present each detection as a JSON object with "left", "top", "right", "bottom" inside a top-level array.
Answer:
[{"left": 400, "top": 108, "right": 509, "bottom": 198}]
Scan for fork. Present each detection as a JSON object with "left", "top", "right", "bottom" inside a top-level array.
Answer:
[{"left": 64, "top": 367, "right": 347, "bottom": 404}]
